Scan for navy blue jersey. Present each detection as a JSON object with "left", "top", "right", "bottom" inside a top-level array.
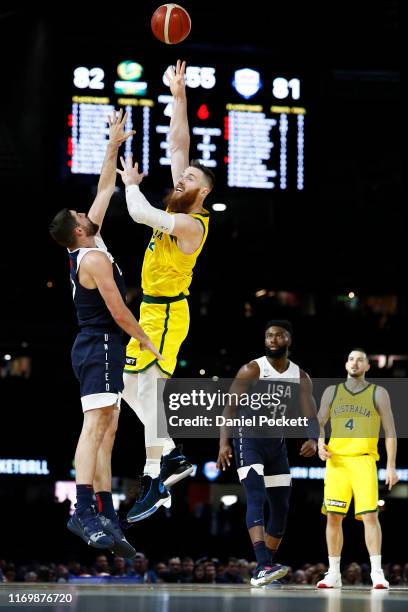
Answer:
[{"left": 68, "top": 235, "right": 126, "bottom": 332}]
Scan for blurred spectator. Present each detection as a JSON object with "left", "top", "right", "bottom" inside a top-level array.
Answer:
[
  {"left": 360, "top": 562, "right": 371, "bottom": 585},
  {"left": 216, "top": 557, "right": 244, "bottom": 584},
  {"left": 68, "top": 561, "right": 82, "bottom": 579},
  {"left": 389, "top": 564, "right": 403, "bottom": 586},
  {"left": 403, "top": 563, "right": 408, "bottom": 585},
  {"left": 237, "top": 559, "right": 251, "bottom": 584},
  {"left": 4, "top": 564, "right": 16, "bottom": 582},
  {"left": 166, "top": 557, "right": 182, "bottom": 583},
  {"left": 180, "top": 557, "right": 194, "bottom": 583},
  {"left": 93, "top": 555, "right": 111, "bottom": 577},
  {"left": 343, "top": 562, "right": 362, "bottom": 586},
  {"left": 131, "top": 553, "right": 157, "bottom": 583},
  {"left": 24, "top": 571, "right": 38, "bottom": 582},
  {"left": 193, "top": 563, "right": 206, "bottom": 583},
  {"left": 56, "top": 563, "right": 69, "bottom": 583},
  {"left": 204, "top": 562, "right": 217, "bottom": 584},
  {"left": 293, "top": 569, "right": 307, "bottom": 584},
  {"left": 155, "top": 562, "right": 169, "bottom": 584},
  {"left": 112, "top": 557, "right": 128, "bottom": 577}
]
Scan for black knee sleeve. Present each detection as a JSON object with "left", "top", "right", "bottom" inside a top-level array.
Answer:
[
  {"left": 241, "top": 468, "right": 266, "bottom": 529},
  {"left": 265, "top": 486, "right": 291, "bottom": 539}
]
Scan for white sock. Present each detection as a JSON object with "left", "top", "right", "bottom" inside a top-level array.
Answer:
[
  {"left": 144, "top": 459, "right": 160, "bottom": 478},
  {"left": 328, "top": 556, "right": 341, "bottom": 574},
  {"left": 370, "top": 555, "right": 382, "bottom": 573},
  {"left": 162, "top": 439, "right": 176, "bottom": 456}
]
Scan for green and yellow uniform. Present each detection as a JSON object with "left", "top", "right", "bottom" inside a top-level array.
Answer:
[
  {"left": 125, "top": 210, "right": 209, "bottom": 377},
  {"left": 322, "top": 382, "right": 381, "bottom": 519}
]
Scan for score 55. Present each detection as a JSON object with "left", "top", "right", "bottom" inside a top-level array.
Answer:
[{"left": 163, "top": 66, "right": 216, "bottom": 89}]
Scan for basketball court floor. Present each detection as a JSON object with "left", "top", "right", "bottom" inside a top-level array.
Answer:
[{"left": 2, "top": 583, "right": 408, "bottom": 612}]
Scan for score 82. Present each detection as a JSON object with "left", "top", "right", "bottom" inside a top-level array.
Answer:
[{"left": 272, "top": 77, "right": 300, "bottom": 100}]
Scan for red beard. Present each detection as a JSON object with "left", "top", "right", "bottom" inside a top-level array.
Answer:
[{"left": 164, "top": 188, "right": 201, "bottom": 213}]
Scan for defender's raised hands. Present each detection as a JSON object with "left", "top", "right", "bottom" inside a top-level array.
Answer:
[
  {"left": 116, "top": 153, "right": 145, "bottom": 187},
  {"left": 108, "top": 109, "right": 136, "bottom": 147}
]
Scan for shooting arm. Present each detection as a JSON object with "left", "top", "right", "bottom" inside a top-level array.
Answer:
[{"left": 168, "top": 60, "right": 190, "bottom": 185}]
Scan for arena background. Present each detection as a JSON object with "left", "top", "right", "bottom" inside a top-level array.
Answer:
[{"left": 0, "top": 0, "right": 404, "bottom": 577}]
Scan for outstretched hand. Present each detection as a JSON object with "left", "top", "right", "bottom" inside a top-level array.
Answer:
[
  {"left": 116, "top": 153, "right": 145, "bottom": 187},
  {"left": 108, "top": 109, "right": 136, "bottom": 147},
  {"left": 165, "top": 59, "right": 187, "bottom": 99}
]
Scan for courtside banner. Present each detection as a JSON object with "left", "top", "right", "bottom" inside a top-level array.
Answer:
[{"left": 155, "top": 378, "right": 404, "bottom": 439}]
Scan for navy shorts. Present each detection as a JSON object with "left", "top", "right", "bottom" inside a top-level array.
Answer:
[
  {"left": 71, "top": 330, "right": 125, "bottom": 411},
  {"left": 233, "top": 436, "right": 291, "bottom": 487}
]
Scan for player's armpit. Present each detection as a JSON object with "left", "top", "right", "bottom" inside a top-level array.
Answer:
[
  {"left": 172, "top": 214, "right": 204, "bottom": 245},
  {"left": 81, "top": 252, "right": 124, "bottom": 317}
]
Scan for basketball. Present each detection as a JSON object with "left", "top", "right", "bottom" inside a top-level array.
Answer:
[{"left": 151, "top": 4, "right": 191, "bottom": 44}]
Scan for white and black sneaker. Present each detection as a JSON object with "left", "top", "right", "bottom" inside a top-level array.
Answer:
[
  {"left": 250, "top": 564, "right": 289, "bottom": 587},
  {"left": 160, "top": 445, "right": 194, "bottom": 487}
]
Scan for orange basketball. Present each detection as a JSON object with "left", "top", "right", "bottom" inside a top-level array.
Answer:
[{"left": 151, "top": 4, "right": 191, "bottom": 44}]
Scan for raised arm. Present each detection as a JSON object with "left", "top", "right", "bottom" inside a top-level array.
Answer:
[
  {"left": 81, "top": 251, "right": 162, "bottom": 361},
  {"left": 117, "top": 155, "right": 204, "bottom": 250},
  {"left": 166, "top": 60, "right": 190, "bottom": 186},
  {"left": 87, "top": 109, "right": 135, "bottom": 231},
  {"left": 375, "top": 386, "right": 399, "bottom": 490}
]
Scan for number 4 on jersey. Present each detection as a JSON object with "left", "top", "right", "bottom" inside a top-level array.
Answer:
[{"left": 345, "top": 418, "right": 354, "bottom": 431}]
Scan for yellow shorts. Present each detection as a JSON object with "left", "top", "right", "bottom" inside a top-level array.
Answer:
[
  {"left": 321, "top": 454, "right": 378, "bottom": 520},
  {"left": 124, "top": 294, "right": 190, "bottom": 377}
]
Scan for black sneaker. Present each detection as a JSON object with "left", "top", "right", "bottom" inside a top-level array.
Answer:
[
  {"left": 160, "top": 445, "right": 194, "bottom": 487},
  {"left": 67, "top": 505, "right": 114, "bottom": 549},
  {"left": 98, "top": 513, "right": 136, "bottom": 558},
  {"left": 250, "top": 564, "right": 289, "bottom": 587},
  {"left": 126, "top": 475, "right": 170, "bottom": 523}
]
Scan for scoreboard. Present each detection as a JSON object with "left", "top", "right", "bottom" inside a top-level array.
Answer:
[{"left": 66, "top": 59, "right": 306, "bottom": 191}]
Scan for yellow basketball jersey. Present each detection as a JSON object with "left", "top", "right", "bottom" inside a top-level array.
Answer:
[
  {"left": 327, "top": 383, "right": 380, "bottom": 460},
  {"left": 141, "top": 211, "right": 209, "bottom": 297}
]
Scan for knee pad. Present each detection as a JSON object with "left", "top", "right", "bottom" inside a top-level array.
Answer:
[
  {"left": 241, "top": 467, "right": 267, "bottom": 529},
  {"left": 265, "top": 486, "right": 291, "bottom": 539},
  {"left": 138, "top": 365, "right": 171, "bottom": 447}
]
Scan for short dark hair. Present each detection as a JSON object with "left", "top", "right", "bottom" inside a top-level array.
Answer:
[
  {"left": 49, "top": 208, "right": 78, "bottom": 248},
  {"left": 265, "top": 319, "right": 293, "bottom": 336},
  {"left": 190, "top": 159, "right": 215, "bottom": 191},
  {"left": 348, "top": 347, "right": 368, "bottom": 359}
]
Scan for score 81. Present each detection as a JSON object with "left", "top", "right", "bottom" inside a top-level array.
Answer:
[
  {"left": 272, "top": 77, "right": 301, "bottom": 100},
  {"left": 163, "top": 66, "right": 216, "bottom": 89}
]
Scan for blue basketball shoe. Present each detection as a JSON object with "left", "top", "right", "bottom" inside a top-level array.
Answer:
[{"left": 126, "top": 475, "right": 170, "bottom": 523}]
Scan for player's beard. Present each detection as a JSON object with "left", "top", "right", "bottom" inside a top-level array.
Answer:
[
  {"left": 164, "top": 188, "right": 200, "bottom": 213},
  {"left": 85, "top": 216, "right": 100, "bottom": 236},
  {"left": 266, "top": 346, "right": 288, "bottom": 359}
]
